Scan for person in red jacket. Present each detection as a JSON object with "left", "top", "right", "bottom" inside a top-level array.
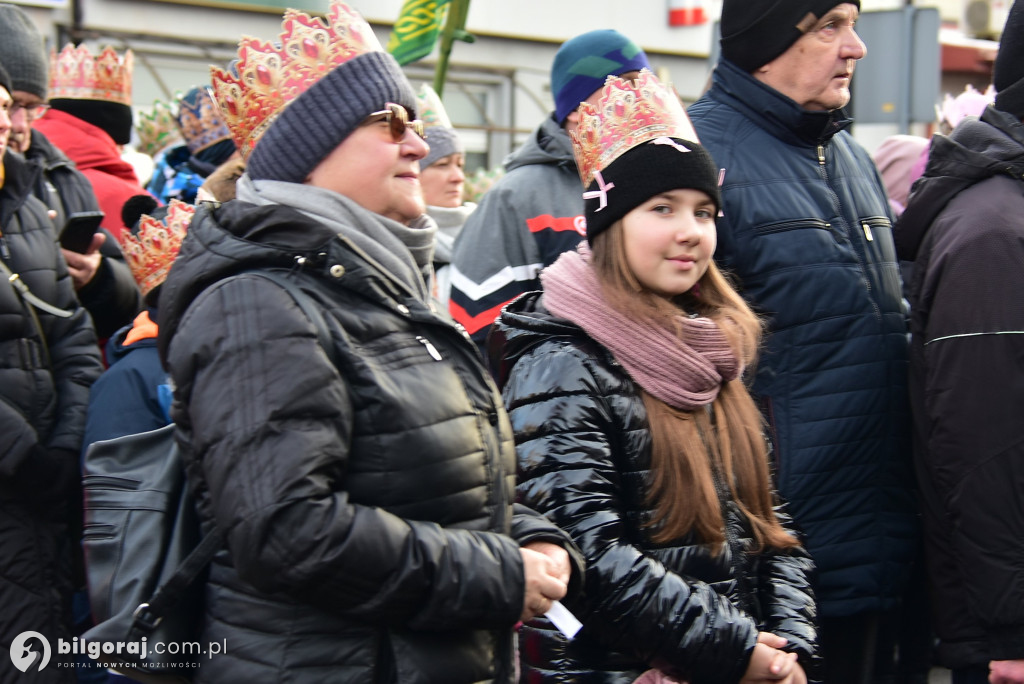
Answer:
[{"left": 33, "top": 43, "right": 158, "bottom": 243}]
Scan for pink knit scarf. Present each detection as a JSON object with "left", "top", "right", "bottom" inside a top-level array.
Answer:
[{"left": 541, "top": 246, "right": 739, "bottom": 410}]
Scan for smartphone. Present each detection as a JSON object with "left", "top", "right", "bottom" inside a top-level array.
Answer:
[{"left": 59, "top": 211, "right": 105, "bottom": 253}]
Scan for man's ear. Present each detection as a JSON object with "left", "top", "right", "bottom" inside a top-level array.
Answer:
[{"left": 563, "top": 110, "right": 580, "bottom": 132}]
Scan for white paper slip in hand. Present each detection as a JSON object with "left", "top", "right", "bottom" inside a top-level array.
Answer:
[{"left": 545, "top": 600, "right": 583, "bottom": 639}]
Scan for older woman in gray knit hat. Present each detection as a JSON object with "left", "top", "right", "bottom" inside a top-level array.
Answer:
[
  {"left": 154, "top": 2, "right": 582, "bottom": 682},
  {"left": 415, "top": 84, "right": 476, "bottom": 305}
]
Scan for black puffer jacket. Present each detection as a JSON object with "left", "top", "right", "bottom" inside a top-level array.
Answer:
[
  {"left": 0, "top": 150, "right": 103, "bottom": 682},
  {"left": 494, "top": 293, "right": 819, "bottom": 684},
  {"left": 0, "top": 150, "right": 102, "bottom": 477},
  {"left": 895, "top": 106, "right": 1024, "bottom": 668},
  {"left": 157, "top": 199, "right": 583, "bottom": 684}
]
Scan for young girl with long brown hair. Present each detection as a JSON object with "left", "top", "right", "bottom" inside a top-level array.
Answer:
[{"left": 494, "top": 71, "right": 819, "bottom": 683}]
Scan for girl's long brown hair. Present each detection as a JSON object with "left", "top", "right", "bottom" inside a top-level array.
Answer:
[{"left": 591, "top": 222, "right": 798, "bottom": 552}]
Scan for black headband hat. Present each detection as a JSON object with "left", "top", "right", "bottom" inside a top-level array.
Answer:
[{"left": 570, "top": 69, "right": 721, "bottom": 243}]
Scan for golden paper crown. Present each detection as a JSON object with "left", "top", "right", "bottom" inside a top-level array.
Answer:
[
  {"left": 136, "top": 99, "right": 184, "bottom": 157},
  {"left": 416, "top": 84, "right": 453, "bottom": 129},
  {"left": 571, "top": 69, "right": 699, "bottom": 189},
  {"left": 120, "top": 199, "right": 194, "bottom": 297},
  {"left": 210, "top": 0, "right": 383, "bottom": 159},
  {"left": 49, "top": 44, "right": 134, "bottom": 106},
  {"left": 177, "top": 87, "right": 232, "bottom": 154}
]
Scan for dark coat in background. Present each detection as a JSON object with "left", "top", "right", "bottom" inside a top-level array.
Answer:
[
  {"left": 0, "top": 150, "right": 103, "bottom": 683},
  {"left": 896, "top": 105, "right": 1024, "bottom": 668},
  {"left": 494, "top": 293, "right": 819, "bottom": 684},
  {"left": 687, "top": 59, "right": 918, "bottom": 619},
  {"left": 157, "top": 199, "right": 583, "bottom": 684}
]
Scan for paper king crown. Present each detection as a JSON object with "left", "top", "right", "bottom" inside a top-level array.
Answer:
[
  {"left": 416, "top": 84, "right": 453, "bottom": 129},
  {"left": 571, "top": 69, "right": 699, "bottom": 189},
  {"left": 136, "top": 98, "right": 184, "bottom": 157},
  {"left": 177, "top": 87, "right": 232, "bottom": 154},
  {"left": 49, "top": 44, "right": 133, "bottom": 105},
  {"left": 210, "top": 0, "right": 383, "bottom": 159},
  {"left": 120, "top": 199, "right": 194, "bottom": 298}
]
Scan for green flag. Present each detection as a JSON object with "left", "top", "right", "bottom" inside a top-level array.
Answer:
[{"left": 387, "top": 0, "right": 452, "bottom": 66}]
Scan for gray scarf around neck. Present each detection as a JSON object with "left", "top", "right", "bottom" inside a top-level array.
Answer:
[
  {"left": 237, "top": 174, "right": 437, "bottom": 302},
  {"left": 427, "top": 202, "right": 476, "bottom": 266}
]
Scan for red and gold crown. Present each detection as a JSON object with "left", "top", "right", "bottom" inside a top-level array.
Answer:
[
  {"left": 177, "top": 87, "right": 232, "bottom": 154},
  {"left": 571, "top": 69, "right": 699, "bottom": 189},
  {"left": 49, "top": 44, "right": 133, "bottom": 106},
  {"left": 120, "top": 199, "right": 194, "bottom": 297},
  {"left": 136, "top": 98, "right": 184, "bottom": 157},
  {"left": 210, "top": 0, "right": 383, "bottom": 160}
]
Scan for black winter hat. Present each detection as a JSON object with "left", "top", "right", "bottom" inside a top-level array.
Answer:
[
  {"left": 48, "top": 98, "right": 134, "bottom": 145},
  {"left": 720, "top": 0, "right": 861, "bottom": 72},
  {"left": 994, "top": 0, "right": 1024, "bottom": 119},
  {"left": 247, "top": 51, "right": 416, "bottom": 183},
  {"left": 584, "top": 138, "right": 721, "bottom": 244}
]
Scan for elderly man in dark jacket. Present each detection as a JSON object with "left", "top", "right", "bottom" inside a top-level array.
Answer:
[
  {"left": 896, "top": 3, "right": 1024, "bottom": 682},
  {"left": 687, "top": 2, "right": 917, "bottom": 681},
  {"left": 157, "top": 3, "right": 583, "bottom": 682},
  {"left": 0, "top": 63, "right": 104, "bottom": 683}
]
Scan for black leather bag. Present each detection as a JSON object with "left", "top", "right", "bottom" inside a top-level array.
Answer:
[{"left": 81, "top": 270, "right": 335, "bottom": 683}]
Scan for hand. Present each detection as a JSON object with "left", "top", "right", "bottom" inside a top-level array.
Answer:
[
  {"left": 740, "top": 635, "right": 798, "bottom": 683},
  {"left": 62, "top": 231, "right": 105, "bottom": 290},
  {"left": 757, "top": 632, "right": 789, "bottom": 649},
  {"left": 522, "top": 541, "right": 571, "bottom": 585},
  {"left": 519, "top": 546, "right": 568, "bottom": 622},
  {"left": 990, "top": 660, "right": 1024, "bottom": 684}
]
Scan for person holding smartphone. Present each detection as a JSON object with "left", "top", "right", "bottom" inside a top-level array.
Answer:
[{"left": 0, "top": 4, "right": 142, "bottom": 342}]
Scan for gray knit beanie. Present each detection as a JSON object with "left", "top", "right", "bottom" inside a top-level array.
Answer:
[
  {"left": 247, "top": 51, "right": 416, "bottom": 183},
  {"left": 0, "top": 4, "right": 48, "bottom": 99},
  {"left": 422, "top": 126, "right": 464, "bottom": 168}
]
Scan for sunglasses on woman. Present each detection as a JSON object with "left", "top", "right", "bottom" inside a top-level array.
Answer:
[{"left": 361, "top": 103, "right": 425, "bottom": 142}]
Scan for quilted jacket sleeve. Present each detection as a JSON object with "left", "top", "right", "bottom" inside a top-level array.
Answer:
[
  {"left": 756, "top": 504, "right": 821, "bottom": 674},
  {"left": 168, "top": 275, "right": 526, "bottom": 631},
  {"left": 503, "top": 339, "right": 758, "bottom": 683}
]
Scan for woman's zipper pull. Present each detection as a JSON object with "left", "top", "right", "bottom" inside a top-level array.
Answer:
[
  {"left": 416, "top": 335, "right": 442, "bottom": 361},
  {"left": 861, "top": 221, "right": 874, "bottom": 242}
]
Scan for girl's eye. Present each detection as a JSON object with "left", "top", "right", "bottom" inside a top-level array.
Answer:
[
  {"left": 652, "top": 204, "right": 672, "bottom": 215},
  {"left": 695, "top": 208, "right": 714, "bottom": 219}
]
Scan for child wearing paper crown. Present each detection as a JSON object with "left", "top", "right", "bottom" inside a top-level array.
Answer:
[{"left": 493, "top": 71, "right": 819, "bottom": 683}]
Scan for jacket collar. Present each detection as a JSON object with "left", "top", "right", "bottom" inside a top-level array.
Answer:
[
  {"left": 710, "top": 58, "right": 852, "bottom": 146},
  {"left": 157, "top": 199, "right": 449, "bottom": 365}
]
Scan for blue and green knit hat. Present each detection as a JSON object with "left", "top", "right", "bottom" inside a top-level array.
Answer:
[{"left": 551, "top": 29, "right": 651, "bottom": 125}]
